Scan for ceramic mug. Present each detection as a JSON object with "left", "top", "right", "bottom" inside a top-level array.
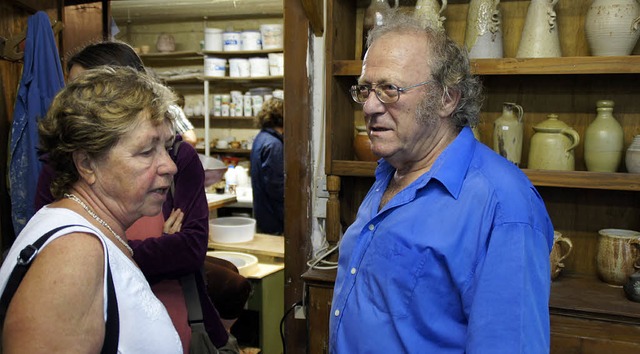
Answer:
[
  {"left": 596, "top": 228, "right": 640, "bottom": 286},
  {"left": 550, "top": 231, "right": 572, "bottom": 280}
]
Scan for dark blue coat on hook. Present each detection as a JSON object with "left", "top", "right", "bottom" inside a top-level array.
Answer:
[{"left": 9, "top": 11, "right": 65, "bottom": 236}]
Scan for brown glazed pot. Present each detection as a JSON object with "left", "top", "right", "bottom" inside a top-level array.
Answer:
[
  {"left": 550, "top": 231, "right": 572, "bottom": 280},
  {"left": 596, "top": 229, "right": 640, "bottom": 286}
]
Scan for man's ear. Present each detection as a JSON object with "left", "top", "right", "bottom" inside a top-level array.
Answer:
[
  {"left": 72, "top": 150, "right": 97, "bottom": 185},
  {"left": 439, "top": 88, "right": 461, "bottom": 118}
]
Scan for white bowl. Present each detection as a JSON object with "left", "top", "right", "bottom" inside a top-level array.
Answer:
[
  {"left": 209, "top": 217, "right": 256, "bottom": 243},
  {"left": 207, "top": 251, "right": 258, "bottom": 277}
]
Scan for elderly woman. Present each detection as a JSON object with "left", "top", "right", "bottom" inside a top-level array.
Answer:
[{"left": 0, "top": 66, "right": 182, "bottom": 353}]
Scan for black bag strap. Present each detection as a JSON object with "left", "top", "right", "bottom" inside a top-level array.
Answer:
[
  {"left": 180, "top": 272, "right": 204, "bottom": 325},
  {"left": 0, "top": 225, "right": 119, "bottom": 354}
]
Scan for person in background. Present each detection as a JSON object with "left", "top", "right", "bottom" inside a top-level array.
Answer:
[
  {"left": 33, "top": 40, "right": 250, "bottom": 353},
  {"left": 0, "top": 66, "right": 182, "bottom": 353},
  {"left": 329, "top": 11, "right": 554, "bottom": 353},
  {"left": 172, "top": 92, "right": 198, "bottom": 146},
  {"left": 250, "top": 98, "right": 284, "bottom": 235}
]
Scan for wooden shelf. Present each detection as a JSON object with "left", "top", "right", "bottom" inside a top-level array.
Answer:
[
  {"left": 329, "top": 160, "right": 640, "bottom": 191},
  {"left": 203, "top": 75, "right": 283, "bottom": 83},
  {"left": 202, "top": 49, "right": 283, "bottom": 57},
  {"left": 550, "top": 273, "right": 640, "bottom": 324},
  {"left": 140, "top": 51, "right": 203, "bottom": 66},
  {"left": 333, "top": 56, "right": 640, "bottom": 76},
  {"left": 190, "top": 116, "right": 257, "bottom": 129}
]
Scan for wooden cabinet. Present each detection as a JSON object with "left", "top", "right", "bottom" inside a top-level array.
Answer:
[{"left": 309, "top": 0, "right": 640, "bottom": 352}]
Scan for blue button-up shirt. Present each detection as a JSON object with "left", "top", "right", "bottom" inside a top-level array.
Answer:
[{"left": 330, "top": 127, "right": 554, "bottom": 353}]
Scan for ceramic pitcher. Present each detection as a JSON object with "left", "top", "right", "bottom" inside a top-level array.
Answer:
[
  {"left": 362, "top": 0, "right": 399, "bottom": 57},
  {"left": 585, "top": 0, "right": 640, "bottom": 56},
  {"left": 516, "top": 0, "right": 562, "bottom": 58},
  {"left": 528, "top": 114, "right": 579, "bottom": 171},
  {"left": 414, "top": 0, "right": 448, "bottom": 30},
  {"left": 596, "top": 229, "right": 640, "bottom": 286},
  {"left": 550, "top": 231, "right": 573, "bottom": 280},
  {"left": 465, "top": 0, "right": 503, "bottom": 58},
  {"left": 493, "top": 102, "right": 524, "bottom": 166}
]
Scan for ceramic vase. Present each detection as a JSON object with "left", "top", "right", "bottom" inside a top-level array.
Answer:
[
  {"left": 465, "top": 0, "right": 504, "bottom": 58},
  {"left": 354, "top": 126, "right": 378, "bottom": 161},
  {"left": 626, "top": 135, "right": 640, "bottom": 173},
  {"left": 596, "top": 228, "right": 640, "bottom": 286},
  {"left": 585, "top": 0, "right": 640, "bottom": 56},
  {"left": 584, "top": 100, "right": 624, "bottom": 172},
  {"left": 528, "top": 114, "right": 579, "bottom": 171},
  {"left": 493, "top": 102, "right": 524, "bottom": 166},
  {"left": 516, "top": 0, "right": 562, "bottom": 58},
  {"left": 362, "top": 0, "right": 399, "bottom": 58},
  {"left": 156, "top": 33, "right": 176, "bottom": 53},
  {"left": 414, "top": 0, "right": 448, "bottom": 30}
]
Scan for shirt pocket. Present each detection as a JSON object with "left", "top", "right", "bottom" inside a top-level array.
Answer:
[{"left": 360, "top": 239, "right": 424, "bottom": 318}]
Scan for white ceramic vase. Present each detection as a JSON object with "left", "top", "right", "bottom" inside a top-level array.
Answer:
[
  {"left": 414, "top": 0, "right": 448, "bottom": 30},
  {"left": 516, "top": 0, "right": 562, "bottom": 58},
  {"left": 585, "top": 0, "right": 640, "bottom": 56},
  {"left": 465, "top": 0, "right": 504, "bottom": 58},
  {"left": 626, "top": 135, "right": 640, "bottom": 173}
]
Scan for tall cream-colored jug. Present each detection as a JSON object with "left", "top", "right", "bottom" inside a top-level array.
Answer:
[
  {"left": 414, "top": 0, "right": 448, "bottom": 30},
  {"left": 528, "top": 114, "right": 579, "bottom": 171},
  {"left": 465, "top": 0, "right": 503, "bottom": 58},
  {"left": 585, "top": 0, "right": 640, "bottom": 56},
  {"left": 516, "top": 0, "right": 562, "bottom": 58},
  {"left": 493, "top": 102, "right": 524, "bottom": 166}
]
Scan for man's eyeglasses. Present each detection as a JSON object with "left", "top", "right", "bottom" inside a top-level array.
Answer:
[{"left": 350, "top": 80, "right": 435, "bottom": 104}]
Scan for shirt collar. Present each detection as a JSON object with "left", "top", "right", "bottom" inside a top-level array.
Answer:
[{"left": 375, "top": 126, "right": 476, "bottom": 200}]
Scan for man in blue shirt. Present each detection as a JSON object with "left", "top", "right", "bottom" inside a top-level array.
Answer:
[{"left": 329, "top": 11, "right": 554, "bottom": 353}]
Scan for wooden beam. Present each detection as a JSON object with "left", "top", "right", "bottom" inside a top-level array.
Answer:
[{"left": 300, "top": 0, "right": 323, "bottom": 36}]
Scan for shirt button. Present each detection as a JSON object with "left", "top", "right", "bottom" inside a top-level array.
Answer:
[
  {"left": 350, "top": 268, "right": 357, "bottom": 274},
  {"left": 368, "top": 224, "right": 375, "bottom": 231},
  {"left": 334, "top": 309, "right": 340, "bottom": 317}
]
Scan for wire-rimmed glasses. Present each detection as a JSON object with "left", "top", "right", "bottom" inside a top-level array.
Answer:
[{"left": 350, "top": 80, "right": 435, "bottom": 104}]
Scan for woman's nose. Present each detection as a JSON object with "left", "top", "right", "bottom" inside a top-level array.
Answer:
[{"left": 159, "top": 150, "right": 178, "bottom": 177}]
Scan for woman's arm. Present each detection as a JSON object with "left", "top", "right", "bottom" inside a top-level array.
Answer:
[{"left": 3, "top": 233, "right": 105, "bottom": 353}]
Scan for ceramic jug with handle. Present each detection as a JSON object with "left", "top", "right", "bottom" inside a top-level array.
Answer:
[
  {"left": 516, "top": 0, "right": 562, "bottom": 58},
  {"left": 528, "top": 114, "right": 579, "bottom": 171},
  {"left": 585, "top": 0, "right": 640, "bottom": 56},
  {"left": 362, "top": 0, "right": 399, "bottom": 57},
  {"left": 414, "top": 0, "right": 448, "bottom": 30},
  {"left": 465, "top": 0, "right": 503, "bottom": 58},
  {"left": 492, "top": 102, "right": 524, "bottom": 166}
]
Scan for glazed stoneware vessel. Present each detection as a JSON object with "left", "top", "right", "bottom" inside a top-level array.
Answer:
[
  {"left": 465, "top": 0, "right": 503, "bottom": 58},
  {"left": 516, "top": 0, "right": 562, "bottom": 58},
  {"left": 585, "top": 0, "right": 640, "bottom": 56},
  {"left": 528, "top": 114, "right": 579, "bottom": 171},
  {"left": 493, "top": 102, "right": 524, "bottom": 166},
  {"left": 414, "top": 0, "right": 448, "bottom": 30},
  {"left": 550, "top": 231, "right": 573, "bottom": 280},
  {"left": 596, "top": 228, "right": 640, "bottom": 286},
  {"left": 584, "top": 100, "right": 624, "bottom": 172}
]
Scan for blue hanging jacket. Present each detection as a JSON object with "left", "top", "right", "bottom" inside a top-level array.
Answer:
[{"left": 9, "top": 11, "right": 65, "bottom": 236}]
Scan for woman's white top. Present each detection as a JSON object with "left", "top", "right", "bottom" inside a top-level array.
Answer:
[{"left": 0, "top": 206, "right": 182, "bottom": 353}]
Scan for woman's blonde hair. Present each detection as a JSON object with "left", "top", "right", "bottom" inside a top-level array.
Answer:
[
  {"left": 256, "top": 98, "right": 284, "bottom": 129},
  {"left": 39, "top": 66, "right": 175, "bottom": 198}
]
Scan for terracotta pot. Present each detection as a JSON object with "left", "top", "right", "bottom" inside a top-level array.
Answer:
[
  {"left": 354, "top": 126, "right": 378, "bottom": 162},
  {"left": 596, "top": 229, "right": 640, "bottom": 286}
]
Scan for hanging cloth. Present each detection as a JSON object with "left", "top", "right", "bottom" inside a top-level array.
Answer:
[{"left": 9, "top": 11, "right": 65, "bottom": 236}]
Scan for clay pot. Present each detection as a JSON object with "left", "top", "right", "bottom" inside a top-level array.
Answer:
[
  {"left": 584, "top": 100, "right": 624, "bottom": 172},
  {"left": 156, "top": 33, "right": 176, "bottom": 53},
  {"left": 585, "top": 0, "right": 640, "bottom": 56},
  {"left": 550, "top": 231, "right": 573, "bottom": 280},
  {"left": 465, "top": 0, "right": 503, "bottom": 59},
  {"left": 528, "top": 114, "right": 580, "bottom": 171},
  {"left": 493, "top": 102, "right": 524, "bottom": 166},
  {"left": 354, "top": 126, "right": 378, "bottom": 162},
  {"left": 626, "top": 135, "right": 640, "bottom": 173},
  {"left": 596, "top": 228, "right": 640, "bottom": 286},
  {"left": 362, "top": 0, "right": 399, "bottom": 58},
  {"left": 414, "top": 0, "right": 448, "bottom": 30},
  {"left": 516, "top": 0, "right": 562, "bottom": 58}
]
